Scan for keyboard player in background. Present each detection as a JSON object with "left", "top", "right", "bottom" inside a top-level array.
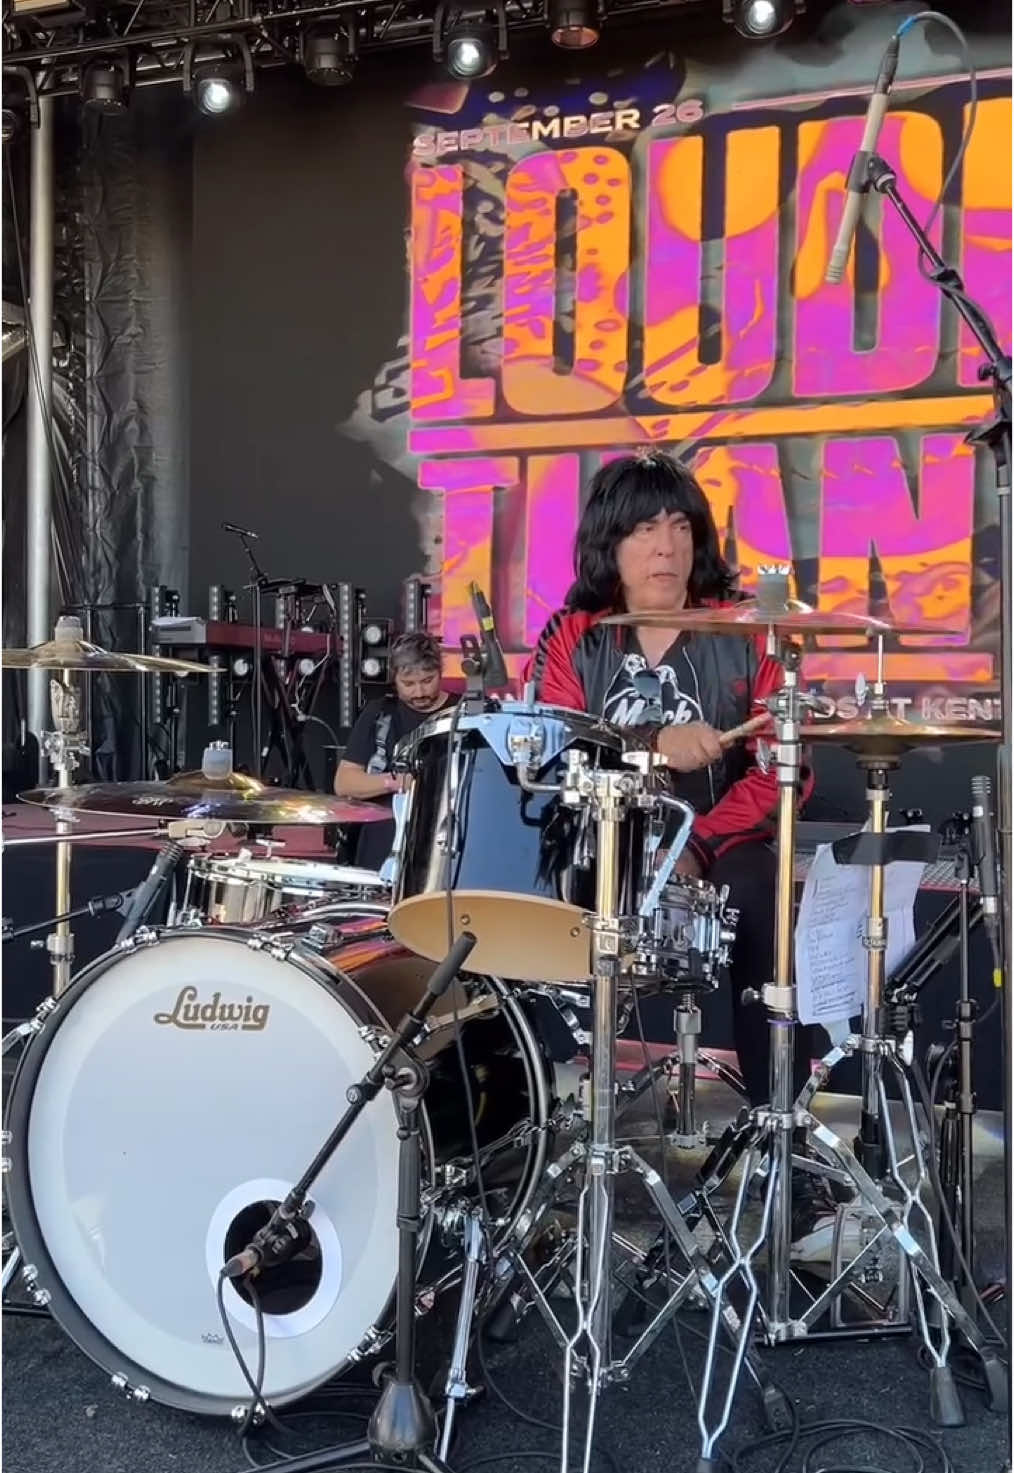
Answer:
[{"left": 334, "top": 632, "right": 455, "bottom": 870}]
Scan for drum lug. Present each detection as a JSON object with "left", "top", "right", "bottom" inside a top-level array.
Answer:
[
  {"left": 245, "top": 934, "right": 268, "bottom": 952},
  {"left": 120, "top": 926, "right": 160, "bottom": 951},
  {"left": 110, "top": 1372, "right": 151, "bottom": 1403},
  {"left": 349, "top": 1324, "right": 388, "bottom": 1363},
  {"left": 358, "top": 1024, "right": 398, "bottom": 1052},
  {"left": 231, "top": 1403, "right": 265, "bottom": 1426}
]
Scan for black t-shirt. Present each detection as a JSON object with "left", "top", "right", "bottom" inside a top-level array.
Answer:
[{"left": 342, "top": 694, "right": 455, "bottom": 869}]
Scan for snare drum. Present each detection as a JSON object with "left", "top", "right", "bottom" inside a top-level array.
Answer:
[
  {"left": 633, "top": 876, "right": 737, "bottom": 991},
  {"left": 389, "top": 701, "right": 649, "bottom": 983},
  {"left": 180, "top": 852, "right": 389, "bottom": 925}
]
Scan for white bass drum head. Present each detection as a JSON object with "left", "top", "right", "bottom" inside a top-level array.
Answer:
[{"left": 4, "top": 930, "right": 402, "bottom": 1415}]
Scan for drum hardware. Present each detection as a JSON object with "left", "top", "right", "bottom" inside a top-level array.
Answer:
[
  {"left": 2, "top": 889, "right": 130, "bottom": 945},
  {"left": 892, "top": 804, "right": 999, "bottom": 1324},
  {"left": 220, "top": 930, "right": 476, "bottom": 1473},
  {"left": 668, "top": 621, "right": 1006, "bottom": 1463},
  {"left": 446, "top": 747, "right": 790, "bottom": 1472}
]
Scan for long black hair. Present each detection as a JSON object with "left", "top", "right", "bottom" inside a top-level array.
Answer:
[{"left": 566, "top": 451, "right": 736, "bottom": 613}]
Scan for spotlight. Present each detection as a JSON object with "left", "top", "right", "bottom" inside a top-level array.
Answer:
[
  {"left": 434, "top": 2, "right": 508, "bottom": 81},
  {"left": 183, "top": 36, "right": 254, "bottom": 116},
  {"left": 302, "top": 23, "right": 356, "bottom": 86},
  {"left": 82, "top": 56, "right": 130, "bottom": 114},
  {"left": 359, "top": 616, "right": 392, "bottom": 681},
  {"left": 548, "top": 0, "right": 599, "bottom": 49},
  {"left": 724, "top": 0, "right": 800, "bottom": 39}
]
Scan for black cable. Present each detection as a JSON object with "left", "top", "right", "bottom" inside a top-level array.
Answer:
[
  {"left": 459, "top": 1458, "right": 618, "bottom": 1473},
  {"left": 894, "top": 12, "right": 977, "bottom": 283},
  {"left": 730, "top": 1415, "right": 954, "bottom": 1473},
  {"left": 908, "top": 1055, "right": 1009, "bottom": 1348},
  {"left": 215, "top": 1270, "right": 288, "bottom": 1440},
  {"left": 475, "top": 1323, "right": 560, "bottom": 1434}
]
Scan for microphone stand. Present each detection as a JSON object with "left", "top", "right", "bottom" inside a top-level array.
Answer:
[
  {"left": 223, "top": 930, "right": 476, "bottom": 1472},
  {"left": 225, "top": 525, "right": 270, "bottom": 777},
  {"left": 864, "top": 150, "right": 1012, "bottom": 1413}
]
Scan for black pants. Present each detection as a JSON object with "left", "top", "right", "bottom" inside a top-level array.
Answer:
[{"left": 709, "top": 841, "right": 811, "bottom": 1109}]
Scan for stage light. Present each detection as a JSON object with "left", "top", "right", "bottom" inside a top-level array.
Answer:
[
  {"left": 362, "top": 623, "right": 386, "bottom": 647},
  {"left": 434, "top": 2, "right": 508, "bottom": 81},
  {"left": 361, "top": 655, "right": 385, "bottom": 680},
  {"left": 302, "top": 23, "right": 356, "bottom": 85},
  {"left": 82, "top": 56, "right": 129, "bottom": 113},
  {"left": 725, "top": 0, "right": 800, "bottom": 39},
  {"left": 183, "top": 36, "right": 254, "bottom": 116},
  {"left": 446, "top": 23, "right": 495, "bottom": 77},
  {"left": 549, "top": 0, "right": 599, "bottom": 49}
]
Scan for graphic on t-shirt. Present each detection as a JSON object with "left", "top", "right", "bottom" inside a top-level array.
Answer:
[{"left": 602, "top": 652, "right": 704, "bottom": 728}]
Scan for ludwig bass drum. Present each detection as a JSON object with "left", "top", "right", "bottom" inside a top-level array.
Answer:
[{"left": 3, "top": 912, "right": 554, "bottom": 1416}]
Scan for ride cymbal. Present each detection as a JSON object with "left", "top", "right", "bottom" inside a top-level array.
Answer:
[
  {"left": 800, "top": 713, "right": 1000, "bottom": 757},
  {"left": 601, "top": 602, "right": 952, "bottom": 638},
  {"left": 18, "top": 772, "right": 391, "bottom": 826}
]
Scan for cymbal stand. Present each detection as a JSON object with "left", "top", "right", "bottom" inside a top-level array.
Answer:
[
  {"left": 41, "top": 670, "right": 89, "bottom": 996},
  {"left": 688, "top": 636, "right": 1006, "bottom": 1457}
]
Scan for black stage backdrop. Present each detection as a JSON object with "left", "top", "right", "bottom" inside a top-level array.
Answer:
[{"left": 2, "top": 3, "right": 1011, "bottom": 1103}]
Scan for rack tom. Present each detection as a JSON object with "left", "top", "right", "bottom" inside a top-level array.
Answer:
[{"left": 388, "top": 701, "right": 649, "bottom": 983}]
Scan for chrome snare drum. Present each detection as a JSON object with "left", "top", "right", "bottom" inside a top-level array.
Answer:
[
  {"left": 388, "top": 701, "right": 651, "bottom": 983},
  {"left": 633, "top": 876, "right": 738, "bottom": 991},
  {"left": 180, "top": 851, "right": 389, "bottom": 925}
]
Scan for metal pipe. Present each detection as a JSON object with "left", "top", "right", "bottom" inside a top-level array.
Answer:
[
  {"left": 25, "top": 95, "right": 55, "bottom": 763},
  {"left": 2, "top": 827, "right": 165, "bottom": 848}
]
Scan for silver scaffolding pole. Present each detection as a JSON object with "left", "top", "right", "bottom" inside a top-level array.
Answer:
[{"left": 25, "top": 95, "right": 55, "bottom": 768}]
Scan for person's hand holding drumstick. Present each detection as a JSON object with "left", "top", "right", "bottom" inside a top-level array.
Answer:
[
  {"left": 649, "top": 710, "right": 773, "bottom": 877},
  {"left": 650, "top": 711, "right": 771, "bottom": 773}
]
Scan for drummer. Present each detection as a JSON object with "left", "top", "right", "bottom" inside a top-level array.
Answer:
[
  {"left": 529, "top": 450, "right": 815, "bottom": 1112},
  {"left": 335, "top": 632, "right": 455, "bottom": 870}
]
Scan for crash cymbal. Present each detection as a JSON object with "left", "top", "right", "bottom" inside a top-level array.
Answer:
[
  {"left": 800, "top": 713, "right": 1001, "bottom": 757},
  {"left": 601, "top": 602, "right": 949, "bottom": 638},
  {"left": 3, "top": 639, "right": 210, "bottom": 677},
  {"left": 19, "top": 772, "right": 391, "bottom": 826}
]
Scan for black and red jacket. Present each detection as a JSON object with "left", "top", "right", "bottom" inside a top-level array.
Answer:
[{"left": 526, "top": 603, "right": 813, "bottom": 874}]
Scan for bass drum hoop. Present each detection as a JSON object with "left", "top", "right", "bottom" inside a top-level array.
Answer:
[{"left": 2, "top": 923, "right": 551, "bottom": 1416}]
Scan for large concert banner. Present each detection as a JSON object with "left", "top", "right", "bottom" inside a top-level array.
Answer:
[{"left": 344, "top": 47, "right": 1012, "bottom": 725}]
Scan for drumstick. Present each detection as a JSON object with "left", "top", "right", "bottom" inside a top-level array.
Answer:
[{"left": 718, "top": 712, "right": 772, "bottom": 749}]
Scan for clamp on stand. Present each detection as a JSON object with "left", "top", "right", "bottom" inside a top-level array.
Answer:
[{"left": 40, "top": 636, "right": 90, "bottom": 997}]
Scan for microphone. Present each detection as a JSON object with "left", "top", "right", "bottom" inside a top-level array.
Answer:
[
  {"left": 825, "top": 34, "right": 901, "bottom": 285},
  {"left": 970, "top": 774, "right": 1001, "bottom": 975},
  {"left": 221, "top": 520, "right": 259, "bottom": 540},
  {"left": 115, "top": 842, "right": 185, "bottom": 944},
  {"left": 468, "top": 582, "right": 509, "bottom": 691}
]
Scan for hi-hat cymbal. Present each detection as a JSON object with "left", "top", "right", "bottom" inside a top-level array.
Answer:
[
  {"left": 800, "top": 713, "right": 1001, "bottom": 757},
  {"left": 19, "top": 772, "right": 391, "bottom": 826},
  {"left": 3, "top": 638, "right": 210, "bottom": 676},
  {"left": 601, "top": 602, "right": 950, "bottom": 638}
]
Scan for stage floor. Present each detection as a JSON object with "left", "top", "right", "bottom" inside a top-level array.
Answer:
[{"left": 3, "top": 1077, "right": 1007, "bottom": 1473}]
